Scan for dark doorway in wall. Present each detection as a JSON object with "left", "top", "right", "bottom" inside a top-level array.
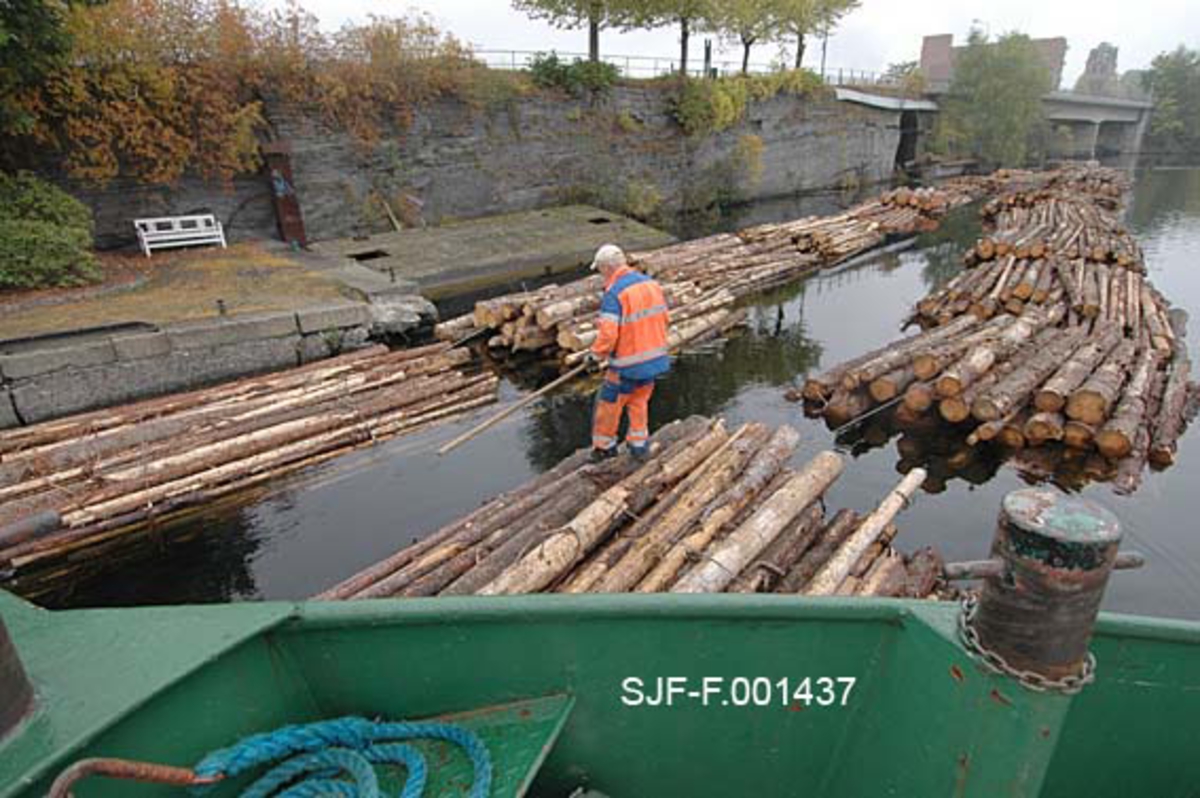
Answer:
[
  {"left": 896, "top": 110, "right": 920, "bottom": 169},
  {"left": 349, "top": 250, "right": 390, "bottom": 262}
]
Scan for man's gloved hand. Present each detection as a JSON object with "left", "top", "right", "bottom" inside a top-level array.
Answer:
[{"left": 584, "top": 352, "right": 604, "bottom": 372}]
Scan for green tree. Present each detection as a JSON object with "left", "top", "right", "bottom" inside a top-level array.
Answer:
[
  {"left": 627, "top": 0, "right": 711, "bottom": 75},
  {"left": 1142, "top": 46, "right": 1200, "bottom": 157},
  {"left": 933, "top": 30, "right": 1051, "bottom": 167},
  {"left": 705, "top": 0, "right": 777, "bottom": 74},
  {"left": 885, "top": 59, "right": 925, "bottom": 94},
  {"left": 511, "top": 0, "right": 635, "bottom": 62},
  {"left": 774, "top": 0, "right": 858, "bottom": 70},
  {"left": 0, "top": 0, "right": 72, "bottom": 144}
]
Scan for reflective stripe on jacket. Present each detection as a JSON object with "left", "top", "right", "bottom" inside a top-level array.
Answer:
[{"left": 591, "top": 265, "right": 671, "bottom": 381}]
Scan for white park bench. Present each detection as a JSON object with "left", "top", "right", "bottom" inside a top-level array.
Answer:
[{"left": 134, "top": 214, "right": 227, "bottom": 257}]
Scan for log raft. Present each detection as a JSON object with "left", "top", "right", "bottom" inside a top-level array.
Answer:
[
  {"left": 0, "top": 344, "right": 501, "bottom": 574},
  {"left": 320, "top": 417, "right": 940, "bottom": 599},
  {"left": 793, "top": 164, "right": 1198, "bottom": 492},
  {"left": 434, "top": 178, "right": 1005, "bottom": 364}
]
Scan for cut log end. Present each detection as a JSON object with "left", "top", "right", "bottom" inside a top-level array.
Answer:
[
  {"left": 1095, "top": 429, "right": 1134, "bottom": 460},
  {"left": 939, "top": 397, "right": 971, "bottom": 424},
  {"left": 1033, "top": 390, "right": 1066, "bottom": 414},
  {"left": 1065, "top": 391, "right": 1108, "bottom": 427}
]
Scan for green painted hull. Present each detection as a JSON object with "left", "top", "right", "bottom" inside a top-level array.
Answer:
[{"left": 1, "top": 591, "right": 1198, "bottom": 797}]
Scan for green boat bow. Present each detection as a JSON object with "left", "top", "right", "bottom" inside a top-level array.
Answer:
[{"left": 1, "top": 588, "right": 1199, "bottom": 797}]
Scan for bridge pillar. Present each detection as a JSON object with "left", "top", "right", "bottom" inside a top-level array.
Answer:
[
  {"left": 1131, "top": 108, "right": 1152, "bottom": 164},
  {"left": 1068, "top": 121, "right": 1099, "bottom": 160},
  {"left": 1096, "top": 121, "right": 1140, "bottom": 158}
]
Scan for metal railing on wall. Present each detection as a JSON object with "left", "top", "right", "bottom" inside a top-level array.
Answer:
[{"left": 471, "top": 48, "right": 895, "bottom": 87}]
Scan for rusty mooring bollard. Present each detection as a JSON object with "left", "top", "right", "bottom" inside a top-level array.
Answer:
[{"left": 970, "top": 487, "right": 1121, "bottom": 684}]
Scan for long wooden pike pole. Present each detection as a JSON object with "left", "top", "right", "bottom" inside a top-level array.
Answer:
[
  {"left": 450, "top": 325, "right": 494, "bottom": 348},
  {"left": 437, "top": 362, "right": 592, "bottom": 456}
]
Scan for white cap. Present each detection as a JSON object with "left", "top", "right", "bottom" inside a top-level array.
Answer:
[{"left": 589, "top": 244, "right": 627, "bottom": 271}]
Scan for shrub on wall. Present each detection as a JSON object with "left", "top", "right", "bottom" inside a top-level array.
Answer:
[
  {"left": 669, "top": 70, "right": 828, "bottom": 136},
  {"left": 734, "top": 134, "right": 765, "bottom": 185},
  {"left": 0, "top": 172, "right": 98, "bottom": 289},
  {"left": 529, "top": 52, "right": 619, "bottom": 97},
  {"left": 670, "top": 79, "right": 739, "bottom": 137},
  {"left": 622, "top": 181, "right": 665, "bottom": 222}
]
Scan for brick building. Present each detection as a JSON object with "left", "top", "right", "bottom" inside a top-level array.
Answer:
[{"left": 920, "top": 34, "right": 1067, "bottom": 92}]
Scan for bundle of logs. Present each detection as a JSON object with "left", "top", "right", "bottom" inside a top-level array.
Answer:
[
  {"left": 796, "top": 165, "right": 1197, "bottom": 494},
  {"left": 0, "top": 344, "right": 499, "bottom": 576},
  {"left": 435, "top": 275, "right": 748, "bottom": 367},
  {"left": 319, "top": 416, "right": 946, "bottom": 600},
  {"left": 434, "top": 178, "right": 1000, "bottom": 364}
]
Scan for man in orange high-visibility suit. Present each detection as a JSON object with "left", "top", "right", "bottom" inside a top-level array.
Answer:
[{"left": 586, "top": 244, "right": 671, "bottom": 463}]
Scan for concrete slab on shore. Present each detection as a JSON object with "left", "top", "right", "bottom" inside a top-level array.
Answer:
[
  {"left": 310, "top": 206, "right": 677, "bottom": 298},
  {"left": 0, "top": 242, "right": 437, "bottom": 426}
]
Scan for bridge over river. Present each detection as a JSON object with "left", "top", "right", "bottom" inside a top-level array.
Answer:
[
  {"left": 1041, "top": 90, "right": 1154, "bottom": 159},
  {"left": 836, "top": 87, "right": 1154, "bottom": 163}
]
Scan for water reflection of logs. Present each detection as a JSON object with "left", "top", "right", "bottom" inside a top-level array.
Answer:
[
  {"left": 434, "top": 180, "right": 997, "bottom": 364},
  {"left": 795, "top": 165, "right": 1198, "bottom": 493},
  {"left": 319, "top": 417, "right": 942, "bottom": 600},
  {"left": 0, "top": 344, "right": 499, "bottom": 575}
]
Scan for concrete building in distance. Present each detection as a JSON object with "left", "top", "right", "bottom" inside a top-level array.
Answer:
[{"left": 920, "top": 33, "right": 1068, "bottom": 93}]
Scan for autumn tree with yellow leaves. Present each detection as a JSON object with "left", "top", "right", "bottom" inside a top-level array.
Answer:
[{"left": 4, "top": 0, "right": 511, "bottom": 186}]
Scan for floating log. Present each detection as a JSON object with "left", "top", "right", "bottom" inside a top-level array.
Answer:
[
  {"left": 823, "top": 390, "right": 873, "bottom": 428},
  {"left": 798, "top": 164, "right": 1191, "bottom": 493},
  {"left": 1096, "top": 346, "right": 1162, "bottom": 460},
  {"left": 478, "top": 420, "right": 729, "bottom": 595},
  {"left": 1066, "top": 338, "right": 1138, "bottom": 426},
  {"left": 805, "top": 468, "right": 927, "bottom": 596},
  {"left": 913, "top": 315, "right": 1014, "bottom": 381},
  {"left": 1034, "top": 326, "right": 1121, "bottom": 413},
  {"left": 903, "top": 382, "right": 936, "bottom": 414},
  {"left": 726, "top": 503, "right": 824, "bottom": 593},
  {"left": 869, "top": 366, "right": 916, "bottom": 403},
  {"left": 902, "top": 548, "right": 944, "bottom": 598},
  {"left": 1114, "top": 371, "right": 1168, "bottom": 495},
  {"left": 856, "top": 552, "right": 909, "bottom": 597},
  {"left": 776, "top": 510, "right": 860, "bottom": 593},
  {"left": 939, "top": 362, "right": 1015, "bottom": 424},
  {"left": 846, "top": 316, "right": 981, "bottom": 391},
  {"left": 1150, "top": 314, "right": 1194, "bottom": 467},
  {"left": 673, "top": 451, "right": 846, "bottom": 593},
  {"left": 1024, "top": 411, "right": 1065, "bottom": 446},
  {"left": 0, "top": 347, "right": 502, "bottom": 572},
  {"left": 636, "top": 425, "right": 800, "bottom": 592},
  {"left": 322, "top": 418, "right": 941, "bottom": 599},
  {"left": 318, "top": 449, "right": 595, "bottom": 600},
  {"left": 589, "top": 425, "right": 758, "bottom": 593},
  {"left": 442, "top": 175, "right": 1006, "bottom": 371},
  {"left": 971, "top": 327, "right": 1085, "bottom": 422},
  {"left": 1064, "top": 419, "right": 1098, "bottom": 450}
]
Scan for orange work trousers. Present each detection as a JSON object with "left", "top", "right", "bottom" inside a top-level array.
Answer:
[{"left": 592, "top": 370, "right": 655, "bottom": 452}]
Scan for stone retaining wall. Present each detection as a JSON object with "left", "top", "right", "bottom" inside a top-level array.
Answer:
[
  {"left": 61, "top": 88, "right": 902, "bottom": 249},
  {"left": 0, "top": 304, "right": 373, "bottom": 428}
]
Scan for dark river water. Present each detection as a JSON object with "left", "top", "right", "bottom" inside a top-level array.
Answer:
[{"left": 32, "top": 168, "right": 1200, "bottom": 621}]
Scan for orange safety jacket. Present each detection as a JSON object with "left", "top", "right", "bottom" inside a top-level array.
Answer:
[{"left": 590, "top": 264, "right": 671, "bottom": 381}]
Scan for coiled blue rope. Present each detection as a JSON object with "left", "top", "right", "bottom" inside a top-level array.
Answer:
[{"left": 191, "top": 717, "right": 491, "bottom": 798}]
